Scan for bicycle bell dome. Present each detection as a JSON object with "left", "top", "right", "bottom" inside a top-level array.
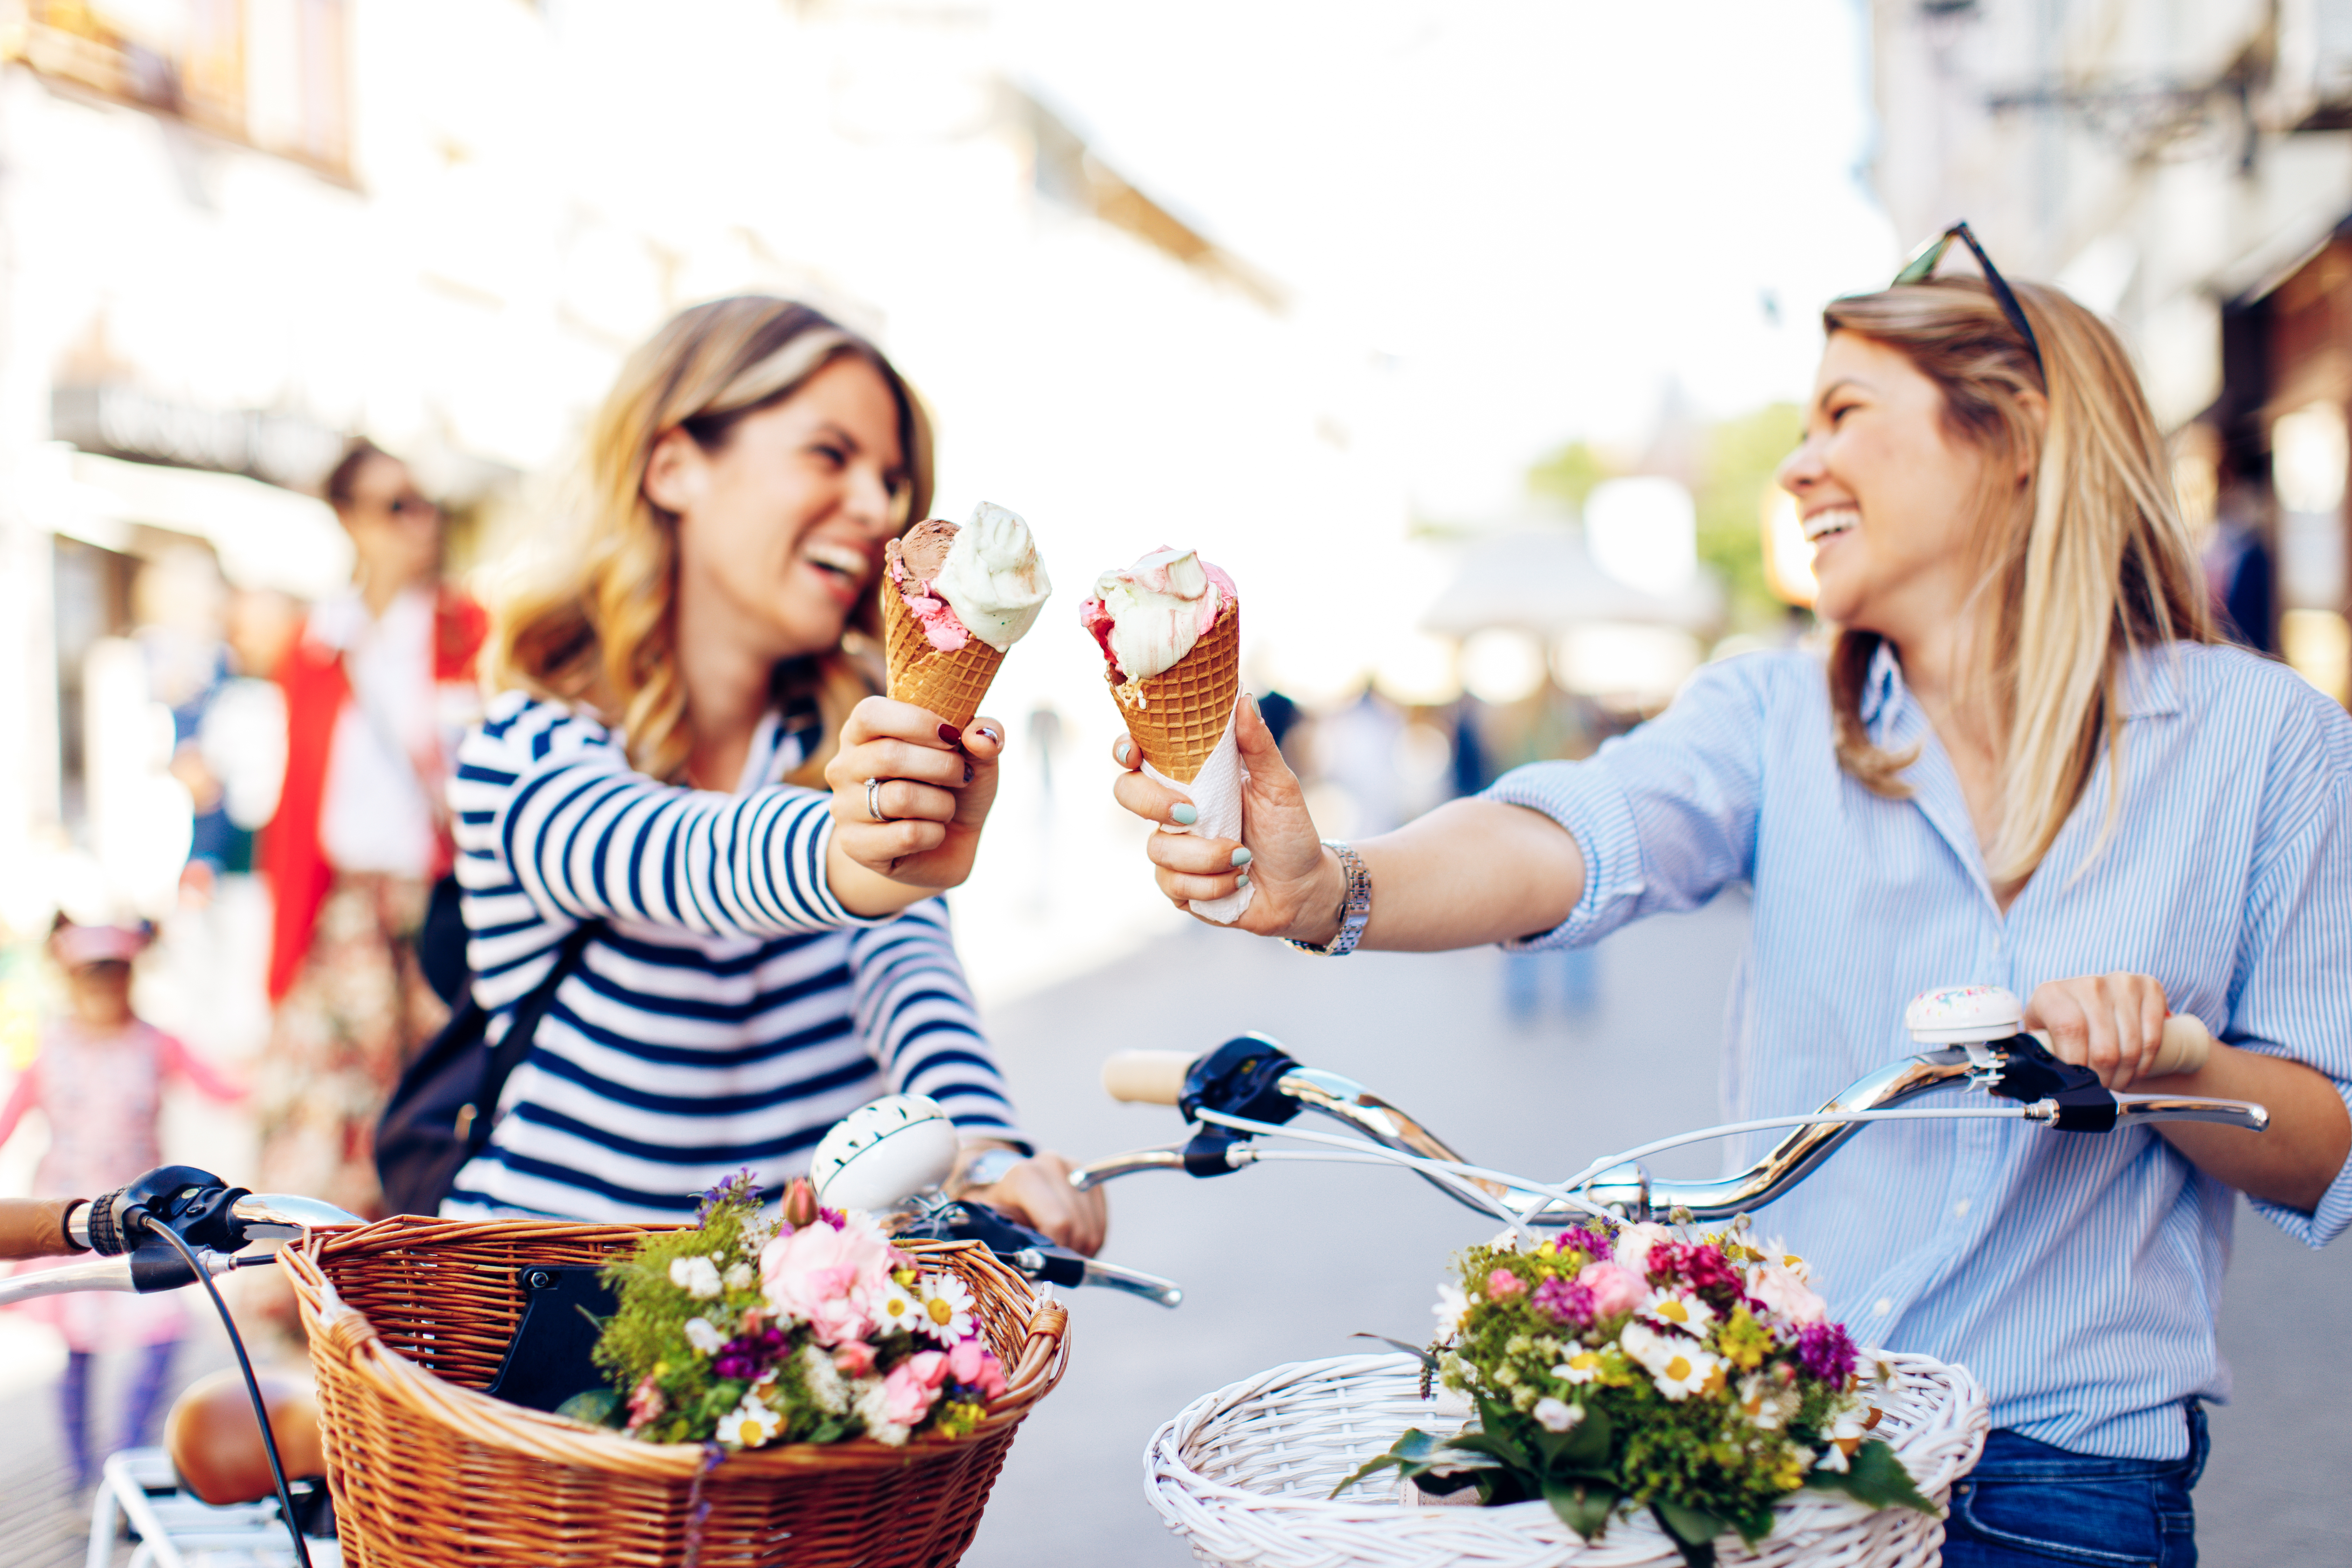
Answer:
[
  {"left": 1904, "top": 984, "right": 2024, "bottom": 1043},
  {"left": 810, "top": 1094, "right": 960, "bottom": 1211}
]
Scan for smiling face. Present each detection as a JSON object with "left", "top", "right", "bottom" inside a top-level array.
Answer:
[
  {"left": 1776, "top": 331, "right": 2004, "bottom": 645},
  {"left": 650, "top": 354, "right": 909, "bottom": 662}
]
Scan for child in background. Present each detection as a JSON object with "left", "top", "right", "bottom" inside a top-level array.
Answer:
[{"left": 0, "top": 919, "right": 243, "bottom": 1490}]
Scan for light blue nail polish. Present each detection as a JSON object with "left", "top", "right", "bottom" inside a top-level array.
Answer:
[
  {"left": 1114, "top": 739, "right": 1132, "bottom": 764},
  {"left": 1235, "top": 872, "right": 1250, "bottom": 888},
  {"left": 1170, "top": 802, "right": 1198, "bottom": 826},
  {"left": 1230, "top": 847, "right": 1253, "bottom": 867}
]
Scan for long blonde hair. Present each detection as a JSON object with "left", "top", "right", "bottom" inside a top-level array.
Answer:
[
  {"left": 1820, "top": 276, "right": 2213, "bottom": 884},
  {"left": 489, "top": 297, "right": 935, "bottom": 783}
]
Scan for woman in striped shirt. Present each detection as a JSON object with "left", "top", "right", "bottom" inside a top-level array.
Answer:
[
  {"left": 1116, "top": 255, "right": 2350, "bottom": 1563},
  {"left": 444, "top": 296, "right": 1103, "bottom": 1253}
]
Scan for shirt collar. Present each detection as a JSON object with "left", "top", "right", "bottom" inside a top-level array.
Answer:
[{"left": 1858, "top": 639, "right": 2186, "bottom": 732}]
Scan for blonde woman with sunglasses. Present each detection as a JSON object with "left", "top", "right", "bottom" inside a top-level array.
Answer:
[
  {"left": 1111, "top": 235, "right": 2350, "bottom": 1565},
  {"left": 444, "top": 297, "right": 1102, "bottom": 1252}
]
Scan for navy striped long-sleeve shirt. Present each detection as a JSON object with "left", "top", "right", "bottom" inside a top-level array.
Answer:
[
  {"left": 1487, "top": 639, "right": 2352, "bottom": 1461},
  {"left": 441, "top": 691, "right": 1023, "bottom": 1222}
]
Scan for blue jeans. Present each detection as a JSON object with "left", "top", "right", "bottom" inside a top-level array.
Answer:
[{"left": 1942, "top": 1403, "right": 2207, "bottom": 1568}]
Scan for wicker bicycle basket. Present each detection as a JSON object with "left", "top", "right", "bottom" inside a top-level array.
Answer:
[
  {"left": 282, "top": 1217, "right": 1068, "bottom": 1568},
  {"left": 1144, "top": 1351, "right": 1987, "bottom": 1568}
]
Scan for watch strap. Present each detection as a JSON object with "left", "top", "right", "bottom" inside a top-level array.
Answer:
[{"left": 1286, "top": 841, "right": 1371, "bottom": 956}]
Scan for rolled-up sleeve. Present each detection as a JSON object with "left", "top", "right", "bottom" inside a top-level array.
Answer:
[
  {"left": 1481, "top": 656, "right": 1768, "bottom": 951},
  {"left": 2233, "top": 704, "right": 2352, "bottom": 1248}
]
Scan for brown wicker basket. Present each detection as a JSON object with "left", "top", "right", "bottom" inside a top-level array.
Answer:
[{"left": 282, "top": 1217, "right": 1069, "bottom": 1568}]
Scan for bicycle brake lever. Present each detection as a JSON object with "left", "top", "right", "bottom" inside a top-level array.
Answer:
[
  {"left": 1981, "top": 1034, "right": 2121, "bottom": 1130},
  {"left": 892, "top": 1200, "right": 1183, "bottom": 1308}
]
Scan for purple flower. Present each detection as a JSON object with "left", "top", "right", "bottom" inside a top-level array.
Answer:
[
  {"left": 1793, "top": 1322, "right": 1858, "bottom": 1386},
  {"left": 818, "top": 1206, "right": 848, "bottom": 1232},
  {"left": 1532, "top": 1275, "right": 1596, "bottom": 1328},
  {"left": 714, "top": 1354, "right": 757, "bottom": 1381},
  {"left": 1560, "top": 1227, "right": 1615, "bottom": 1266}
]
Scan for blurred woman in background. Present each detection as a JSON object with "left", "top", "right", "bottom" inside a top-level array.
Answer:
[
  {"left": 258, "top": 440, "right": 486, "bottom": 1220},
  {"left": 446, "top": 296, "right": 1100, "bottom": 1248}
]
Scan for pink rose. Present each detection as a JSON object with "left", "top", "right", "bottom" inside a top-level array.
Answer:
[
  {"left": 946, "top": 1337, "right": 1008, "bottom": 1400},
  {"left": 1485, "top": 1268, "right": 1525, "bottom": 1301},
  {"left": 760, "top": 1221, "right": 899, "bottom": 1346},
  {"left": 1746, "top": 1262, "right": 1827, "bottom": 1326},
  {"left": 881, "top": 1350, "right": 950, "bottom": 1426},
  {"left": 626, "top": 1372, "right": 665, "bottom": 1432},
  {"left": 1613, "top": 1221, "right": 1673, "bottom": 1279},
  {"left": 833, "top": 1340, "right": 877, "bottom": 1378},
  {"left": 1577, "top": 1261, "right": 1648, "bottom": 1319}
]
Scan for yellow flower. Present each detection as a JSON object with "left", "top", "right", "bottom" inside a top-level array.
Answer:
[{"left": 1554, "top": 1351, "right": 1605, "bottom": 1385}]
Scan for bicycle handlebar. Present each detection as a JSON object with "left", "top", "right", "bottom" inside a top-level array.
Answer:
[
  {"left": 1100, "top": 1013, "right": 2216, "bottom": 1106},
  {"left": 1078, "top": 996, "right": 2266, "bottom": 1226}
]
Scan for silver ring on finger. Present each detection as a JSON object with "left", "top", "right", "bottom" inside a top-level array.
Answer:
[{"left": 866, "top": 777, "right": 891, "bottom": 823}]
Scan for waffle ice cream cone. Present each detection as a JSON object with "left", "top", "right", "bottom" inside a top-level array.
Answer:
[
  {"left": 881, "top": 567, "right": 1006, "bottom": 731},
  {"left": 1111, "top": 601, "right": 1241, "bottom": 785}
]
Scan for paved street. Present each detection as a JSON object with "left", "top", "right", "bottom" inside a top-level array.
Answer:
[
  {"left": 960, "top": 897, "right": 2352, "bottom": 1568},
  {"left": 0, "top": 892, "right": 2342, "bottom": 1566}
]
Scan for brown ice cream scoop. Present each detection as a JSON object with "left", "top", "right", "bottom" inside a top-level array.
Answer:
[{"left": 893, "top": 518, "right": 960, "bottom": 585}]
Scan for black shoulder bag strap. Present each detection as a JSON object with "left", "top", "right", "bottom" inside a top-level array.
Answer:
[{"left": 464, "top": 920, "right": 599, "bottom": 1156}]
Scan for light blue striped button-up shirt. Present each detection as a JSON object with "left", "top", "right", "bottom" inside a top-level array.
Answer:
[{"left": 1486, "top": 639, "right": 2352, "bottom": 1460}]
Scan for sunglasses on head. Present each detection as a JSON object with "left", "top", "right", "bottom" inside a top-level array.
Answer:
[{"left": 1892, "top": 221, "right": 2045, "bottom": 379}]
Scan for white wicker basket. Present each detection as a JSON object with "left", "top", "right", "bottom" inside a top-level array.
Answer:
[{"left": 1144, "top": 1352, "right": 1989, "bottom": 1568}]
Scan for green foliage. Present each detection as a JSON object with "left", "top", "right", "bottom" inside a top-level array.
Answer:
[
  {"left": 592, "top": 1177, "right": 780, "bottom": 1446},
  {"left": 1525, "top": 402, "right": 1808, "bottom": 637},
  {"left": 1528, "top": 440, "right": 1617, "bottom": 513},
  {"left": 1692, "top": 404, "right": 1805, "bottom": 633},
  {"left": 1804, "top": 1437, "right": 1937, "bottom": 1513}
]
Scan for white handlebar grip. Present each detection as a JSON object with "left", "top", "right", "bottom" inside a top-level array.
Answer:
[
  {"left": 1101, "top": 1051, "right": 1194, "bottom": 1106},
  {"left": 2148, "top": 1014, "right": 2214, "bottom": 1078},
  {"left": 2026, "top": 1014, "right": 2215, "bottom": 1078}
]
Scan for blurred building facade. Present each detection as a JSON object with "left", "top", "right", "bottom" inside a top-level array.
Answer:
[
  {"left": 0, "top": 0, "right": 1403, "bottom": 971},
  {"left": 1871, "top": 0, "right": 2352, "bottom": 703}
]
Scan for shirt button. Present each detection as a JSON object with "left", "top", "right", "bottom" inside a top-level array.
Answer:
[
  {"left": 1872, "top": 1298, "right": 1892, "bottom": 1317},
  {"left": 1953, "top": 1198, "right": 1971, "bottom": 1218}
]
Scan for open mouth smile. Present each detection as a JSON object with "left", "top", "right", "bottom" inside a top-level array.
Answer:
[{"left": 1803, "top": 507, "right": 1858, "bottom": 544}]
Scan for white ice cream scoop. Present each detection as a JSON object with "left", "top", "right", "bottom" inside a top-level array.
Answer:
[{"left": 809, "top": 1094, "right": 961, "bottom": 1211}]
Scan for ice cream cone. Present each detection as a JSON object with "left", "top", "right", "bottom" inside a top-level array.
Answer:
[
  {"left": 1112, "top": 601, "right": 1241, "bottom": 785},
  {"left": 881, "top": 575, "right": 1005, "bottom": 731}
]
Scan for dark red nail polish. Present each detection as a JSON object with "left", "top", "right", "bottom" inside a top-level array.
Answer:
[{"left": 938, "top": 723, "right": 962, "bottom": 744}]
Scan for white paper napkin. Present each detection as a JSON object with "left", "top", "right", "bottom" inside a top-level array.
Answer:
[{"left": 1143, "top": 695, "right": 1253, "bottom": 924}]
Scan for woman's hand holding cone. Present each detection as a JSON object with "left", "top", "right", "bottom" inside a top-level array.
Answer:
[
  {"left": 826, "top": 695, "right": 1004, "bottom": 912},
  {"left": 1112, "top": 693, "right": 1343, "bottom": 940}
]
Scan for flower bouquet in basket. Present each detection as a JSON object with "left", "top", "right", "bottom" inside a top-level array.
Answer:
[
  {"left": 1344, "top": 1213, "right": 1935, "bottom": 1568},
  {"left": 587, "top": 1172, "right": 1008, "bottom": 1450}
]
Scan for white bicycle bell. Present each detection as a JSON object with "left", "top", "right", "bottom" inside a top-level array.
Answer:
[
  {"left": 1904, "top": 984, "right": 2025, "bottom": 1044},
  {"left": 809, "top": 1094, "right": 961, "bottom": 1212}
]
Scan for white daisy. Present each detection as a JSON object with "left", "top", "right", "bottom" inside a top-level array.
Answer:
[
  {"left": 1552, "top": 1350, "right": 1606, "bottom": 1385},
  {"left": 870, "top": 1279, "right": 924, "bottom": 1339},
  {"left": 718, "top": 1393, "right": 782, "bottom": 1450},
  {"left": 1532, "top": 1398, "right": 1584, "bottom": 1433},
  {"left": 1641, "top": 1290, "right": 1717, "bottom": 1338},
  {"left": 1737, "top": 1373, "right": 1799, "bottom": 1432},
  {"left": 682, "top": 1316, "right": 725, "bottom": 1356},
  {"left": 1432, "top": 1281, "right": 1472, "bottom": 1339},
  {"left": 915, "top": 1272, "right": 976, "bottom": 1344},
  {"left": 669, "top": 1255, "right": 724, "bottom": 1300},
  {"left": 1621, "top": 1320, "right": 1723, "bottom": 1403}
]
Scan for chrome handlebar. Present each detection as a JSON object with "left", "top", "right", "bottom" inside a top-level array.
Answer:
[{"left": 1075, "top": 1029, "right": 2270, "bottom": 1225}]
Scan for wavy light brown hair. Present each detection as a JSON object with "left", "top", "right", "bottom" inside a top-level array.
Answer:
[
  {"left": 489, "top": 297, "right": 934, "bottom": 784},
  {"left": 1820, "top": 276, "right": 2213, "bottom": 884}
]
